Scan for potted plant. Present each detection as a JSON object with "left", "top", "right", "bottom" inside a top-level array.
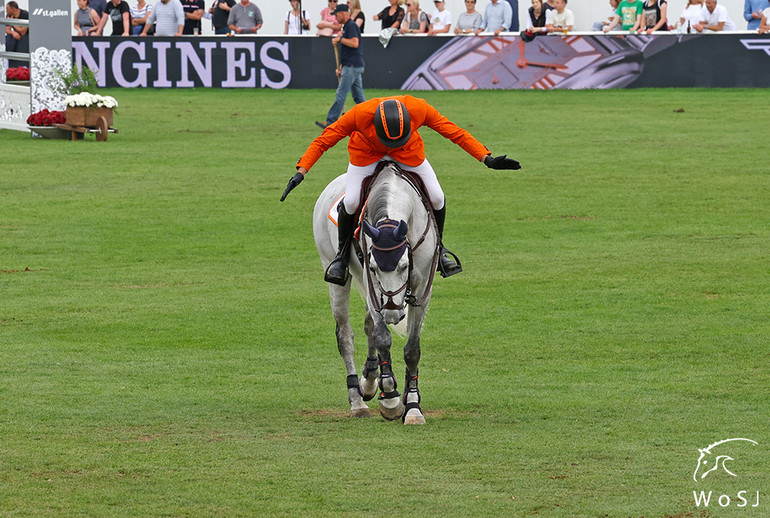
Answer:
[
  {"left": 64, "top": 92, "right": 119, "bottom": 127},
  {"left": 26, "top": 108, "right": 71, "bottom": 139},
  {"left": 55, "top": 66, "right": 118, "bottom": 128}
]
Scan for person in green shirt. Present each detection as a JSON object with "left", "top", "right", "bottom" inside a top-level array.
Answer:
[{"left": 602, "top": 0, "right": 643, "bottom": 31}]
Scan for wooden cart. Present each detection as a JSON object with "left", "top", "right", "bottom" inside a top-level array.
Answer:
[{"left": 55, "top": 106, "right": 118, "bottom": 142}]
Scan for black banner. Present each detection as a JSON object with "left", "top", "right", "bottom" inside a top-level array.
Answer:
[{"left": 71, "top": 34, "right": 770, "bottom": 90}]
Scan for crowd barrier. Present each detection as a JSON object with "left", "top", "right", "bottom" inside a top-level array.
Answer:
[{"left": 70, "top": 32, "right": 770, "bottom": 90}]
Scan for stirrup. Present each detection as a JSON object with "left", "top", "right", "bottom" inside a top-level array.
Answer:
[
  {"left": 324, "top": 256, "right": 349, "bottom": 285},
  {"left": 437, "top": 247, "right": 462, "bottom": 278}
]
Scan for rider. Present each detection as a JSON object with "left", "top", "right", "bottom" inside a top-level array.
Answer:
[{"left": 281, "top": 95, "right": 521, "bottom": 286}]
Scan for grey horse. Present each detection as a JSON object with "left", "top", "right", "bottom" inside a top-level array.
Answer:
[{"left": 313, "top": 162, "right": 440, "bottom": 424}]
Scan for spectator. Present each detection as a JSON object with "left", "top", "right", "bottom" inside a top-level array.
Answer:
[
  {"left": 4, "top": 1, "right": 28, "bottom": 68},
  {"left": 285, "top": 0, "right": 310, "bottom": 34},
  {"left": 131, "top": 0, "right": 153, "bottom": 36},
  {"left": 181, "top": 0, "right": 205, "bottom": 34},
  {"left": 428, "top": 0, "right": 452, "bottom": 35},
  {"left": 760, "top": 5, "right": 770, "bottom": 31},
  {"left": 228, "top": 0, "right": 262, "bottom": 34},
  {"left": 455, "top": 0, "right": 482, "bottom": 34},
  {"left": 90, "top": 0, "right": 110, "bottom": 36},
  {"left": 592, "top": 0, "right": 619, "bottom": 31},
  {"left": 603, "top": 0, "right": 643, "bottom": 32},
  {"left": 106, "top": 0, "right": 132, "bottom": 36},
  {"left": 316, "top": 4, "right": 365, "bottom": 129},
  {"left": 317, "top": 0, "right": 342, "bottom": 36},
  {"left": 141, "top": 0, "right": 184, "bottom": 36},
  {"left": 545, "top": 0, "right": 573, "bottom": 32},
  {"left": 74, "top": 0, "right": 101, "bottom": 36},
  {"left": 744, "top": 0, "right": 769, "bottom": 29},
  {"left": 475, "top": 0, "right": 513, "bottom": 35},
  {"left": 209, "top": 0, "right": 235, "bottom": 34},
  {"left": 503, "top": 0, "right": 520, "bottom": 31},
  {"left": 671, "top": 0, "right": 703, "bottom": 31},
  {"left": 374, "top": 0, "right": 405, "bottom": 30},
  {"left": 640, "top": 0, "right": 668, "bottom": 32},
  {"left": 349, "top": 0, "right": 366, "bottom": 30},
  {"left": 401, "top": 0, "right": 429, "bottom": 33},
  {"left": 694, "top": 0, "right": 736, "bottom": 30}
]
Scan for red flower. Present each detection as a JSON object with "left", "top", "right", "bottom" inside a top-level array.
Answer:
[
  {"left": 5, "top": 66, "right": 30, "bottom": 81},
  {"left": 27, "top": 109, "right": 66, "bottom": 127}
]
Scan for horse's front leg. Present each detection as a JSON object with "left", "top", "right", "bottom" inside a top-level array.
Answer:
[
  {"left": 360, "top": 311, "right": 380, "bottom": 401},
  {"left": 402, "top": 304, "right": 427, "bottom": 425},
  {"left": 330, "top": 284, "right": 370, "bottom": 418},
  {"left": 370, "top": 312, "right": 405, "bottom": 421}
]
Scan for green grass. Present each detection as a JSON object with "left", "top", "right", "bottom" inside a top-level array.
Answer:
[{"left": 1, "top": 88, "right": 769, "bottom": 517}]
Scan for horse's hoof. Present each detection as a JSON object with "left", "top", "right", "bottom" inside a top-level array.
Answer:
[
  {"left": 351, "top": 406, "right": 372, "bottom": 418},
  {"left": 379, "top": 397, "right": 405, "bottom": 421},
  {"left": 360, "top": 382, "right": 378, "bottom": 402},
  {"left": 404, "top": 414, "right": 425, "bottom": 424}
]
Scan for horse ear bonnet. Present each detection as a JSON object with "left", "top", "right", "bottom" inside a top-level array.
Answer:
[
  {"left": 367, "top": 219, "right": 408, "bottom": 272},
  {"left": 373, "top": 100, "right": 412, "bottom": 149}
]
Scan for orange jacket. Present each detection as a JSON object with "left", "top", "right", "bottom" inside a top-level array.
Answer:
[{"left": 297, "top": 95, "right": 491, "bottom": 171}]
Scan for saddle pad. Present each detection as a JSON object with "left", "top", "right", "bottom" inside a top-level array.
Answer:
[
  {"left": 327, "top": 194, "right": 345, "bottom": 227},
  {"left": 327, "top": 193, "right": 368, "bottom": 239}
]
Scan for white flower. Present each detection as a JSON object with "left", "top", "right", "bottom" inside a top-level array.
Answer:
[{"left": 64, "top": 92, "right": 118, "bottom": 109}]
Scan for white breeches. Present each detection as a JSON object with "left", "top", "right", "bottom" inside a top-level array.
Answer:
[{"left": 343, "top": 157, "right": 445, "bottom": 213}]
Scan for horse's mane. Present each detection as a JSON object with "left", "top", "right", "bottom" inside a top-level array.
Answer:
[{"left": 367, "top": 165, "right": 417, "bottom": 225}]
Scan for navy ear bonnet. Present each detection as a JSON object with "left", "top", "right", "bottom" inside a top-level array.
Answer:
[{"left": 362, "top": 219, "right": 408, "bottom": 272}]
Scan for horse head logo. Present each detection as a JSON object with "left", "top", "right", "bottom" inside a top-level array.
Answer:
[{"left": 693, "top": 438, "right": 758, "bottom": 482}]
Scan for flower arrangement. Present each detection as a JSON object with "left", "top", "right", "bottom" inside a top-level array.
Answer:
[
  {"left": 64, "top": 92, "right": 119, "bottom": 109},
  {"left": 26, "top": 109, "right": 66, "bottom": 127},
  {"left": 5, "top": 66, "right": 30, "bottom": 81}
]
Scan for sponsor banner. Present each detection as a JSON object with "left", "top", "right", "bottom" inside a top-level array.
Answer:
[
  {"left": 71, "top": 34, "right": 770, "bottom": 90},
  {"left": 30, "top": 0, "right": 72, "bottom": 113}
]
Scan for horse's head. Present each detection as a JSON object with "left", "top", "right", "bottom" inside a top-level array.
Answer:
[
  {"left": 693, "top": 438, "right": 758, "bottom": 482},
  {"left": 362, "top": 218, "right": 410, "bottom": 325}
]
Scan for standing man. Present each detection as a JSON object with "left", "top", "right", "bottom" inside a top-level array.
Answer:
[
  {"left": 475, "top": 0, "right": 513, "bottom": 35},
  {"left": 743, "top": 0, "right": 769, "bottom": 29},
  {"left": 210, "top": 0, "right": 235, "bottom": 34},
  {"left": 181, "top": 0, "right": 205, "bottom": 34},
  {"left": 4, "top": 1, "right": 28, "bottom": 67},
  {"left": 695, "top": 0, "right": 737, "bottom": 30},
  {"left": 140, "top": 0, "right": 185, "bottom": 36},
  {"left": 106, "top": 0, "right": 132, "bottom": 36},
  {"left": 315, "top": 4, "right": 365, "bottom": 130},
  {"left": 227, "top": 0, "right": 262, "bottom": 34}
]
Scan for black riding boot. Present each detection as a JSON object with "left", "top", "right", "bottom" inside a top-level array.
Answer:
[
  {"left": 433, "top": 205, "right": 462, "bottom": 277},
  {"left": 324, "top": 204, "right": 355, "bottom": 285}
]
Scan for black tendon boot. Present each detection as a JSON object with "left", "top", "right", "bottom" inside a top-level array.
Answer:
[
  {"left": 324, "top": 204, "right": 356, "bottom": 285},
  {"left": 433, "top": 205, "right": 462, "bottom": 277}
]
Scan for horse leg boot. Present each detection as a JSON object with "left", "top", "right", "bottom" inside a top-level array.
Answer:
[
  {"left": 402, "top": 368, "right": 425, "bottom": 425},
  {"left": 433, "top": 205, "right": 462, "bottom": 278},
  {"left": 324, "top": 204, "right": 355, "bottom": 285},
  {"left": 378, "top": 357, "right": 405, "bottom": 421}
]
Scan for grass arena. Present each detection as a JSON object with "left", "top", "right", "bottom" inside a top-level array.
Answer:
[{"left": 1, "top": 87, "right": 769, "bottom": 516}]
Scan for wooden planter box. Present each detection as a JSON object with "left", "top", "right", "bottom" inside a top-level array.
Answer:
[{"left": 65, "top": 106, "right": 114, "bottom": 127}]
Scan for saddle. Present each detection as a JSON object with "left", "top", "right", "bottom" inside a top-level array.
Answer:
[
  {"left": 327, "top": 161, "right": 432, "bottom": 234},
  {"left": 326, "top": 161, "right": 434, "bottom": 267}
]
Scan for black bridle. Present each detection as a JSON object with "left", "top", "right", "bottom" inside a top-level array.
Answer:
[{"left": 361, "top": 175, "right": 440, "bottom": 314}]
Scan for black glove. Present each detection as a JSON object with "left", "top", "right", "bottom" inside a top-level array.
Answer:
[
  {"left": 484, "top": 154, "right": 521, "bottom": 170},
  {"left": 280, "top": 172, "right": 304, "bottom": 202}
]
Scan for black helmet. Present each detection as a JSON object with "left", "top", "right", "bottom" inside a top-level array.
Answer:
[{"left": 373, "top": 99, "right": 411, "bottom": 148}]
